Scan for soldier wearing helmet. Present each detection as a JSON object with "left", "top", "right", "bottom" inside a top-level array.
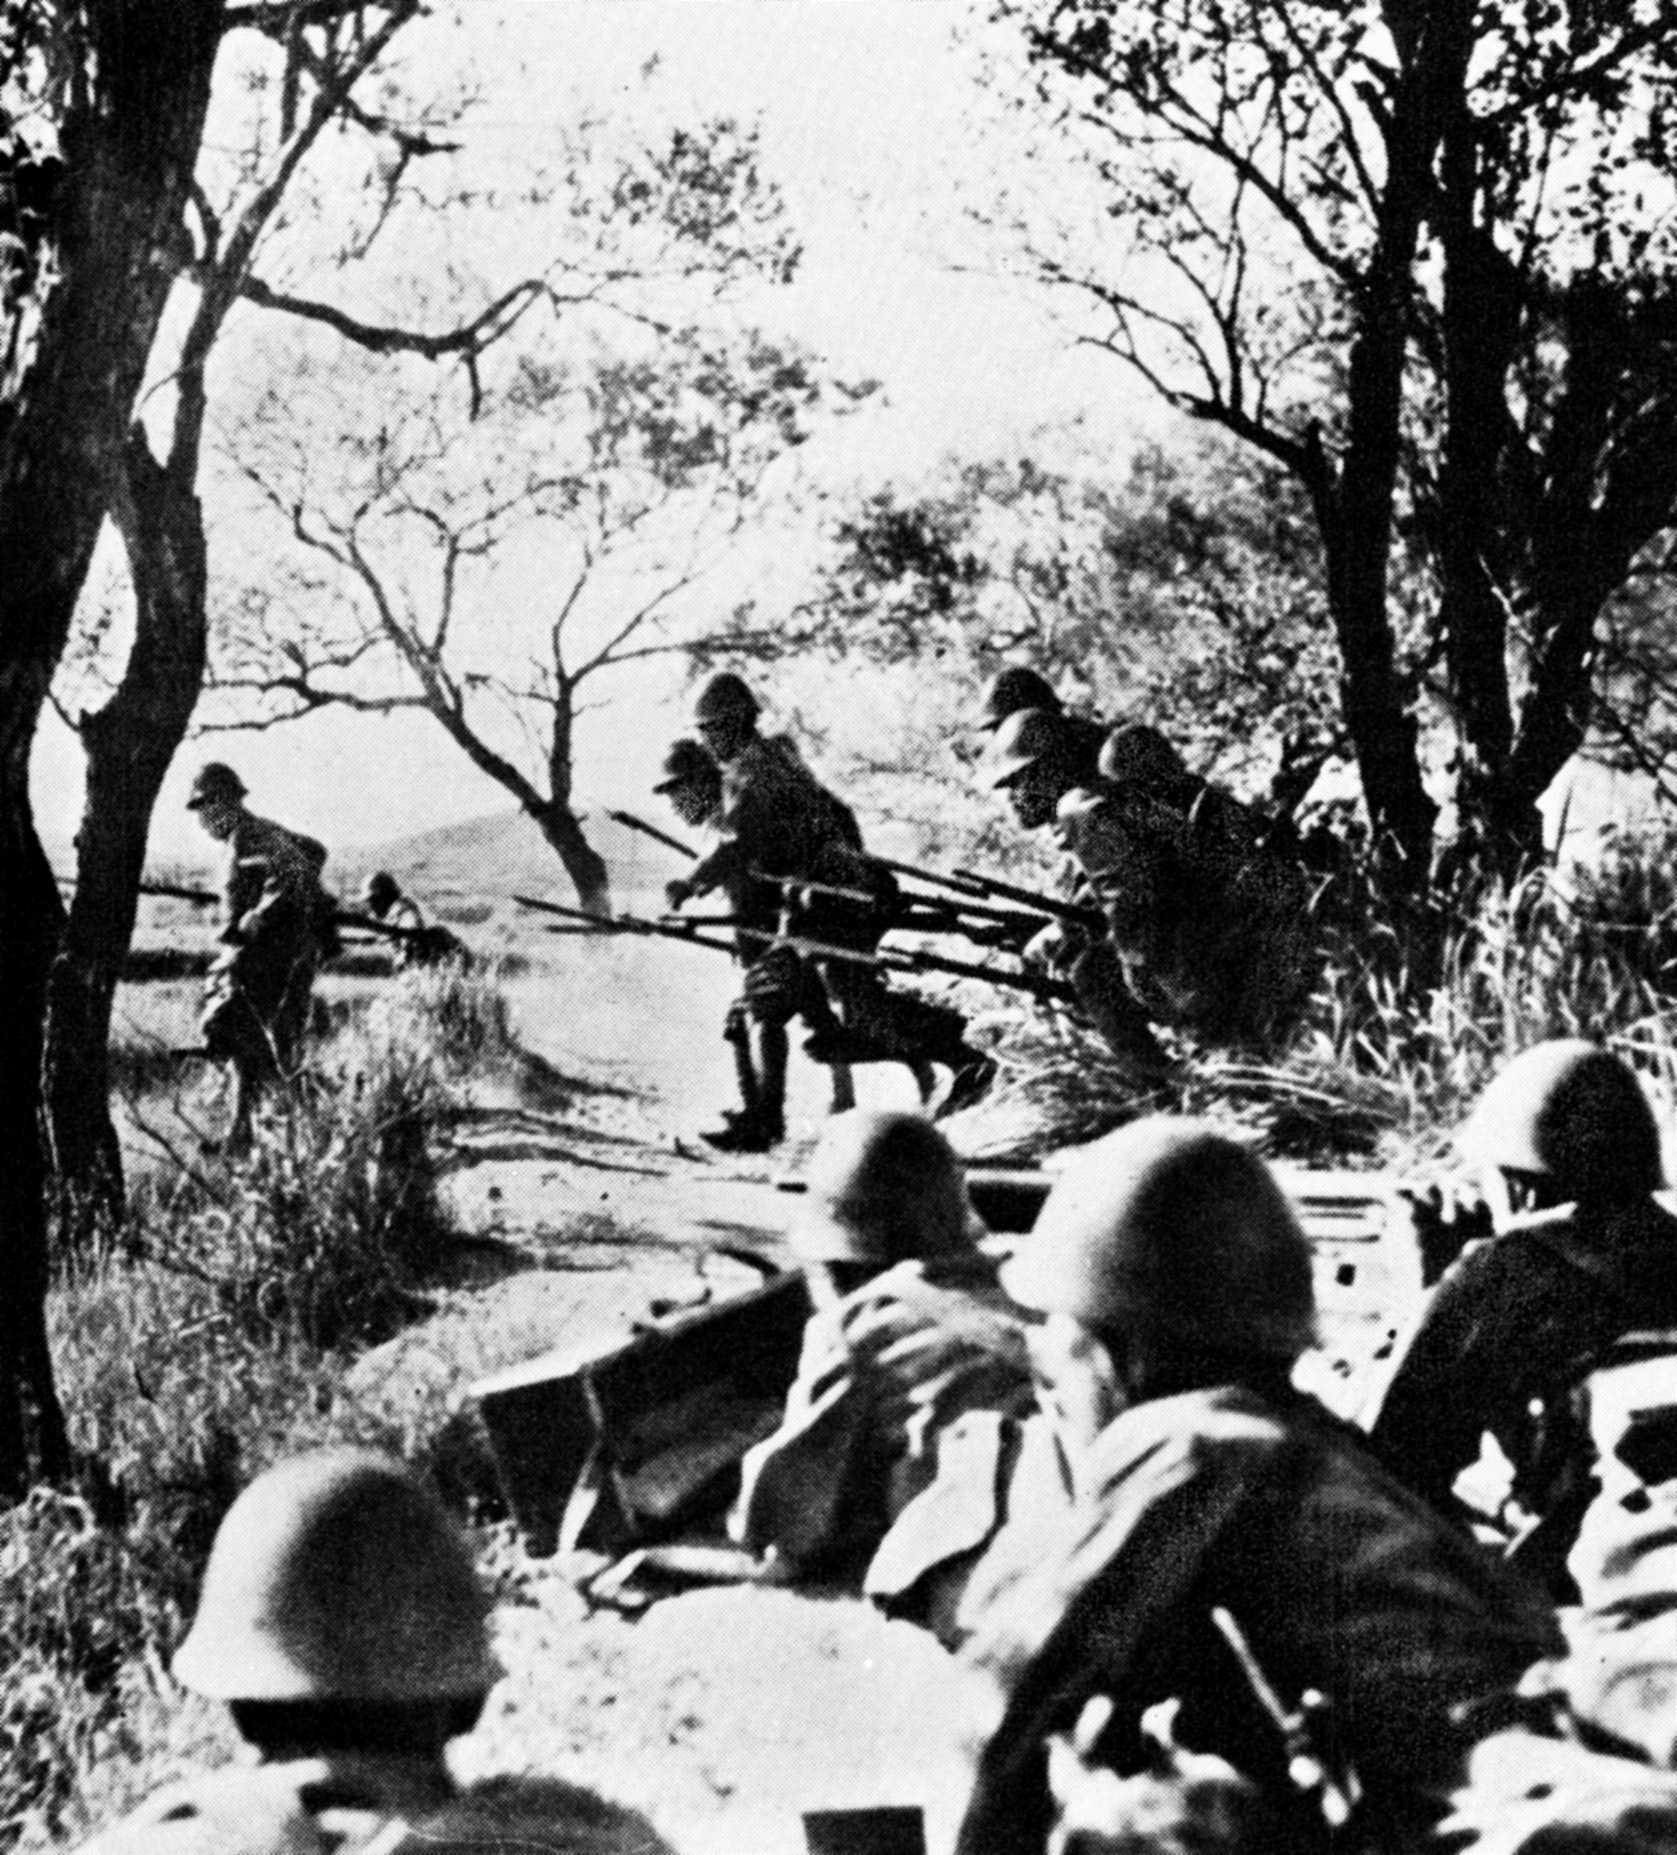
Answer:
[
  {"left": 729, "top": 1110, "right": 1034, "bottom": 1643},
  {"left": 1368, "top": 1039, "right": 1677, "bottom": 1599},
  {"left": 952, "top": 1117, "right": 1561, "bottom": 1855},
  {"left": 188, "top": 764, "right": 336, "bottom": 1148},
  {"left": 666, "top": 682, "right": 995, "bottom": 1149},
  {"left": 360, "top": 872, "right": 469, "bottom": 973},
  {"left": 985, "top": 713, "right": 1311, "bottom": 1076},
  {"left": 78, "top": 1447, "right": 669, "bottom": 1855},
  {"left": 974, "top": 666, "right": 1112, "bottom": 768}
]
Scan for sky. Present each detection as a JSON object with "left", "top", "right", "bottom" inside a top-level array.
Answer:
[{"left": 32, "top": 0, "right": 1151, "bottom": 868}]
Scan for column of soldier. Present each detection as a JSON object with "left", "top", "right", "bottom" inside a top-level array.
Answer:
[{"left": 119, "top": 679, "right": 1677, "bottom": 1855}]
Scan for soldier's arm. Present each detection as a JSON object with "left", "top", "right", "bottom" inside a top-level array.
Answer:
[
  {"left": 729, "top": 1317, "right": 871, "bottom": 1565},
  {"left": 1363, "top": 1251, "right": 1500, "bottom": 1514}
]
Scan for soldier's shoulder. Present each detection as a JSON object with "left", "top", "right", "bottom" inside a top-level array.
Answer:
[{"left": 76, "top": 1761, "right": 340, "bottom": 1855}]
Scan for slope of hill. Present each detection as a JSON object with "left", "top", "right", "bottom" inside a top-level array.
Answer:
[{"left": 337, "top": 806, "right": 684, "bottom": 920}]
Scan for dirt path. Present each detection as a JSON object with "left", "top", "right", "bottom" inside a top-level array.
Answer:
[
  {"left": 347, "top": 942, "right": 983, "bottom": 1855},
  {"left": 345, "top": 940, "right": 1411, "bottom": 1855}
]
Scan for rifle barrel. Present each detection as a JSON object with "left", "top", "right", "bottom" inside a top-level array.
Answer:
[
  {"left": 951, "top": 867, "right": 1103, "bottom": 930},
  {"left": 517, "top": 894, "right": 737, "bottom": 959},
  {"left": 141, "top": 881, "right": 219, "bottom": 907},
  {"left": 607, "top": 809, "right": 698, "bottom": 861}
]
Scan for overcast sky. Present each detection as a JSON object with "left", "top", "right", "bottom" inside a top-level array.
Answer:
[{"left": 34, "top": 0, "right": 1150, "bottom": 867}]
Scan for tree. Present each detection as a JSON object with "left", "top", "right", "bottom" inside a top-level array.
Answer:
[
  {"left": 981, "top": 0, "right": 1677, "bottom": 886},
  {"left": 43, "top": 0, "right": 443, "bottom": 1226},
  {"left": 211, "top": 170, "right": 856, "bottom": 911},
  {"left": 707, "top": 428, "right": 1352, "bottom": 814},
  {"left": 0, "top": 0, "right": 225, "bottom": 1497}
]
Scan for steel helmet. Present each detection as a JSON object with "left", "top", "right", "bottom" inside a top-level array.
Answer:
[
  {"left": 652, "top": 737, "right": 719, "bottom": 794},
  {"left": 692, "top": 672, "right": 760, "bottom": 726},
  {"left": 362, "top": 871, "right": 400, "bottom": 914},
  {"left": 979, "top": 666, "right": 1060, "bottom": 731},
  {"left": 171, "top": 1448, "right": 498, "bottom": 1702},
  {"left": 791, "top": 1109, "right": 976, "bottom": 1265},
  {"left": 1456, "top": 1040, "right": 1664, "bottom": 1200},
  {"left": 1098, "top": 723, "right": 1194, "bottom": 802},
  {"left": 984, "top": 707, "right": 1074, "bottom": 791},
  {"left": 1003, "top": 1116, "right": 1316, "bottom": 1362},
  {"left": 186, "top": 762, "right": 247, "bottom": 810}
]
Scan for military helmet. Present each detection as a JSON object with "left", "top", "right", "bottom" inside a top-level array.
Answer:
[
  {"left": 186, "top": 762, "right": 247, "bottom": 810},
  {"left": 1003, "top": 1116, "right": 1316, "bottom": 1362},
  {"left": 362, "top": 871, "right": 400, "bottom": 914},
  {"left": 692, "top": 672, "right": 760, "bottom": 726},
  {"left": 1455, "top": 1039, "right": 1664, "bottom": 1200},
  {"left": 978, "top": 666, "right": 1060, "bottom": 731},
  {"left": 984, "top": 707, "right": 1074, "bottom": 791},
  {"left": 790, "top": 1109, "right": 976, "bottom": 1266},
  {"left": 1098, "top": 723, "right": 1193, "bottom": 801},
  {"left": 171, "top": 1448, "right": 498, "bottom": 1702},
  {"left": 652, "top": 737, "right": 719, "bottom": 794}
]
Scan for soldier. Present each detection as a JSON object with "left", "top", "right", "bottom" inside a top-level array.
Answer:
[
  {"left": 730, "top": 1109, "right": 1036, "bottom": 1647},
  {"left": 985, "top": 712, "right": 1310, "bottom": 1076},
  {"left": 187, "top": 763, "right": 336, "bottom": 1148},
  {"left": 360, "top": 871, "right": 469, "bottom": 972},
  {"left": 666, "top": 677, "right": 993, "bottom": 1149},
  {"left": 952, "top": 1117, "right": 1562, "bottom": 1855},
  {"left": 78, "top": 1447, "right": 668, "bottom": 1855},
  {"left": 1367, "top": 1039, "right": 1677, "bottom": 1600},
  {"left": 974, "top": 665, "right": 1110, "bottom": 768}
]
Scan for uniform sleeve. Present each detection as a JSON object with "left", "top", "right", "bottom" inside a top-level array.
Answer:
[
  {"left": 1364, "top": 1245, "right": 1505, "bottom": 1514},
  {"left": 729, "top": 1312, "right": 872, "bottom": 1565}
]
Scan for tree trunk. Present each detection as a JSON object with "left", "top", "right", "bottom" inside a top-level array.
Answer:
[
  {"left": 533, "top": 802, "right": 612, "bottom": 916},
  {"left": 1431, "top": 107, "right": 1543, "bottom": 883},
  {"left": 0, "top": 0, "right": 223, "bottom": 1496},
  {"left": 44, "top": 430, "right": 210, "bottom": 1224}
]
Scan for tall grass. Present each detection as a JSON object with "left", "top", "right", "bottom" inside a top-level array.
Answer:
[{"left": 10, "top": 962, "right": 521, "bottom": 1851}]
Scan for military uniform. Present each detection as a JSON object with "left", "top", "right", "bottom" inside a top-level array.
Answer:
[
  {"left": 1054, "top": 773, "right": 1310, "bottom": 1051},
  {"left": 199, "top": 812, "right": 334, "bottom": 1082},
  {"left": 1368, "top": 1198, "right": 1677, "bottom": 1597},
  {"left": 732, "top": 1249, "right": 1035, "bottom": 1644},
  {"left": 954, "top": 1383, "right": 1563, "bottom": 1855},
  {"left": 688, "top": 735, "right": 977, "bottom": 1086},
  {"left": 78, "top": 1755, "right": 672, "bottom": 1855}
]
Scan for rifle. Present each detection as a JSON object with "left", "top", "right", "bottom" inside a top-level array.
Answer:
[
  {"left": 520, "top": 893, "right": 1077, "bottom": 1007},
  {"left": 517, "top": 894, "right": 740, "bottom": 959},
  {"left": 608, "top": 808, "right": 698, "bottom": 861},
  {"left": 868, "top": 856, "right": 1103, "bottom": 933},
  {"left": 140, "top": 880, "right": 219, "bottom": 907},
  {"left": 141, "top": 883, "right": 436, "bottom": 947},
  {"left": 951, "top": 866, "right": 1105, "bottom": 932},
  {"left": 1209, "top": 1605, "right": 1356, "bottom": 1831}
]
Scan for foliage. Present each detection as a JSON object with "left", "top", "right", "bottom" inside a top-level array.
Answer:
[
  {"left": 712, "top": 425, "right": 1360, "bottom": 811},
  {"left": 977, "top": 0, "right": 1677, "bottom": 874}
]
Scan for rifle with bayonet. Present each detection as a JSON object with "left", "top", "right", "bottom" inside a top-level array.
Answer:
[
  {"left": 516, "top": 894, "right": 1077, "bottom": 1007},
  {"left": 140, "top": 882, "right": 440, "bottom": 948},
  {"left": 867, "top": 855, "right": 1104, "bottom": 935}
]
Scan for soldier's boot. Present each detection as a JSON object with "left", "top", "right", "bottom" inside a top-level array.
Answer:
[{"left": 703, "top": 1023, "right": 787, "bottom": 1153}]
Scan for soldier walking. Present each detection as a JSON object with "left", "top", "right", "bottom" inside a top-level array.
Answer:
[
  {"left": 187, "top": 763, "right": 336, "bottom": 1148},
  {"left": 664, "top": 675, "right": 992, "bottom": 1150}
]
